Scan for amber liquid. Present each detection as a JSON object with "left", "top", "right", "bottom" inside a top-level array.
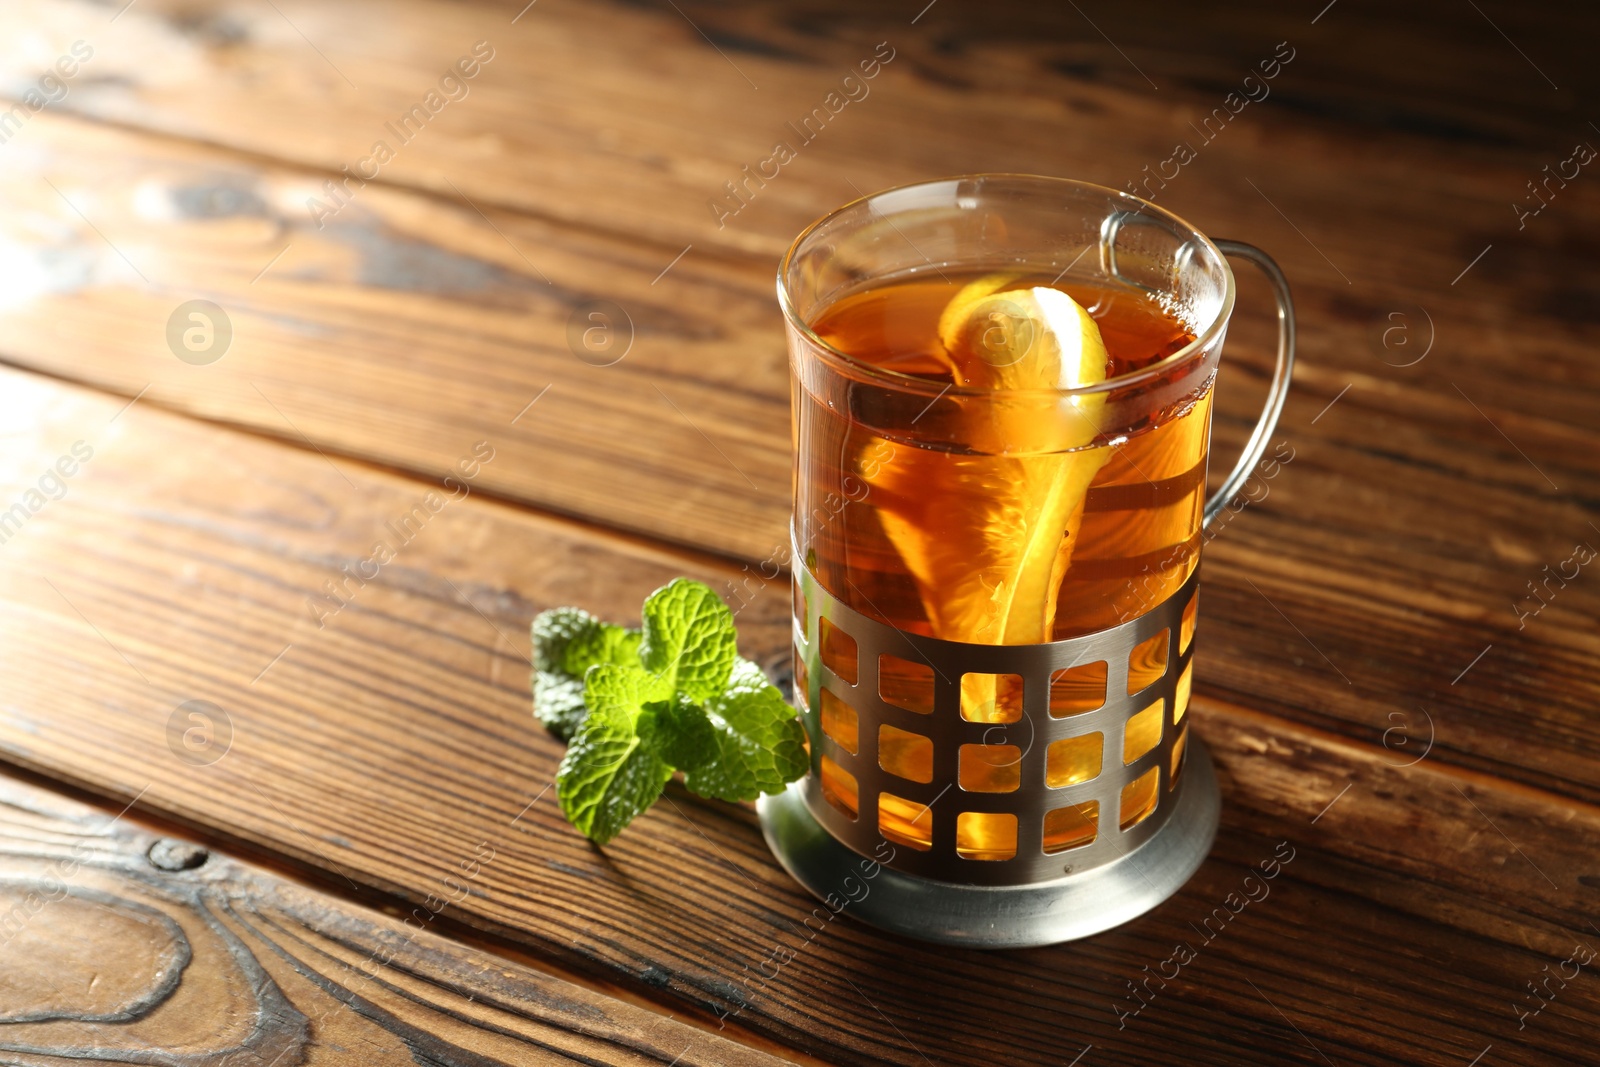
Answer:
[{"left": 796, "top": 272, "right": 1212, "bottom": 855}]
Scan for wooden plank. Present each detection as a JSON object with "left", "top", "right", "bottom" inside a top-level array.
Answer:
[
  {"left": 0, "top": 111, "right": 791, "bottom": 562},
  {"left": 7, "top": 0, "right": 1596, "bottom": 257},
  {"left": 0, "top": 110, "right": 1597, "bottom": 806},
  {"left": 0, "top": 771, "right": 799, "bottom": 1066},
  {"left": 0, "top": 367, "right": 1595, "bottom": 1065}
]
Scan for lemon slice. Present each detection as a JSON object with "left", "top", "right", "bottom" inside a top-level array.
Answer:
[
  {"left": 932, "top": 273, "right": 1019, "bottom": 384},
  {"left": 860, "top": 276, "right": 1112, "bottom": 675}
]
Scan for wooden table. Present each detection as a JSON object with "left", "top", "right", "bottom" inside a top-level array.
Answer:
[{"left": 0, "top": 1, "right": 1596, "bottom": 1063}]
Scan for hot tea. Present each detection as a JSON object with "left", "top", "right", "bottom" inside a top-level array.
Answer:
[{"left": 795, "top": 272, "right": 1211, "bottom": 849}]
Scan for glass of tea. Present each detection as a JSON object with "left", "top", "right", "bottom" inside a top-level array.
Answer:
[{"left": 760, "top": 174, "right": 1294, "bottom": 947}]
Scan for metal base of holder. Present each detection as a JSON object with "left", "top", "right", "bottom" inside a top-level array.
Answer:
[{"left": 757, "top": 737, "right": 1220, "bottom": 949}]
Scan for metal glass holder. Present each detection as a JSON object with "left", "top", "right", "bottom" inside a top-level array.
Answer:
[{"left": 759, "top": 558, "right": 1217, "bottom": 948}]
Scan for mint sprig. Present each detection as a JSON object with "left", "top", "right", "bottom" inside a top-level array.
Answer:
[{"left": 531, "top": 578, "right": 807, "bottom": 844}]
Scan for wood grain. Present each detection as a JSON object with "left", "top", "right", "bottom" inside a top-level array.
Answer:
[
  {"left": 8, "top": 0, "right": 1599, "bottom": 258},
  {"left": 0, "top": 367, "right": 1595, "bottom": 1066},
  {"left": 0, "top": 771, "right": 802, "bottom": 1067},
  {"left": 0, "top": 110, "right": 791, "bottom": 562}
]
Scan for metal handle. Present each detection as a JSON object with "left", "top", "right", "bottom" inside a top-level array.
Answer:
[{"left": 1202, "top": 240, "right": 1296, "bottom": 528}]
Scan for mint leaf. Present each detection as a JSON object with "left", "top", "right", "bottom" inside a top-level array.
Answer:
[
  {"left": 639, "top": 695, "right": 716, "bottom": 771},
  {"left": 566, "top": 624, "right": 643, "bottom": 676},
  {"left": 532, "top": 671, "right": 589, "bottom": 741},
  {"left": 557, "top": 665, "right": 675, "bottom": 844},
  {"left": 532, "top": 606, "right": 598, "bottom": 673},
  {"left": 531, "top": 608, "right": 643, "bottom": 740},
  {"left": 532, "top": 606, "right": 641, "bottom": 676},
  {"left": 639, "top": 579, "right": 737, "bottom": 701},
  {"left": 680, "top": 658, "right": 809, "bottom": 802}
]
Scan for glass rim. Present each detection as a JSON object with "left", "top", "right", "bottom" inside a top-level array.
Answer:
[{"left": 776, "top": 173, "right": 1238, "bottom": 398}]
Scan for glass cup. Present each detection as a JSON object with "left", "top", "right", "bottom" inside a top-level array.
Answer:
[{"left": 760, "top": 174, "right": 1294, "bottom": 947}]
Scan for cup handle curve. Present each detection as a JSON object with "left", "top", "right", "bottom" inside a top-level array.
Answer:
[{"left": 1203, "top": 239, "right": 1297, "bottom": 529}]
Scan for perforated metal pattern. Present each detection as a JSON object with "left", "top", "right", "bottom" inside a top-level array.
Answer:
[{"left": 794, "top": 556, "right": 1199, "bottom": 888}]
